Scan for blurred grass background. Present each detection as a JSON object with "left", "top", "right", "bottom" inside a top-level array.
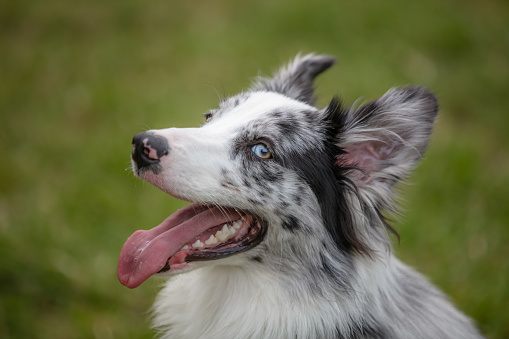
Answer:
[{"left": 1, "top": 0, "right": 508, "bottom": 338}]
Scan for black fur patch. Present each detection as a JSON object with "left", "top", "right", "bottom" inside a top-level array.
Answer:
[
  {"left": 276, "top": 97, "right": 372, "bottom": 256},
  {"left": 281, "top": 215, "right": 300, "bottom": 232}
]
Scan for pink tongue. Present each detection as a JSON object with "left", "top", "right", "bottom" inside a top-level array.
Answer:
[{"left": 117, "top": 204, "right": 242, "bottom": 289}]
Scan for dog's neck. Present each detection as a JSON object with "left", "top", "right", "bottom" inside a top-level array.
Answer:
[{"left": 151, "top": 255, "right": 393, "bottom": 339}]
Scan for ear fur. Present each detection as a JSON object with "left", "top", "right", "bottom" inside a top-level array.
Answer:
[
  {"left": 337, "top": 86, "right": 438, "bottom": 205},
  {"left": 251, "top": 54, "right": 335, "bottom": 105}
]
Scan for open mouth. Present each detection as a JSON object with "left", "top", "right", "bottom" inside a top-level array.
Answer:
[{"left": 117, "top": 204, "right": 265, "bottom": 289}]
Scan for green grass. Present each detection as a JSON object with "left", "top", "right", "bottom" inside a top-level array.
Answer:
[{"left": 1, "top": 0, "right": 508, "bottom": 337}]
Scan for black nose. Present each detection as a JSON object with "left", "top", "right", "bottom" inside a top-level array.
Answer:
[{"left": 131, "top": 132, "right": 170, "bottom": 169}]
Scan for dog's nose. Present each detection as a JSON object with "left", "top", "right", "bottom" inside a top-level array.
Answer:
[{"left": 131, "top": 132, "right": 170, "bottom": 168}]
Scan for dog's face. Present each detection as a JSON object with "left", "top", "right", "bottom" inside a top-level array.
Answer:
[
  {"left": 118, "top": 55, "right": 438, "bottom": 289},
  {"left": 134, "top": 91, "right": 322, "bottom": 210}
]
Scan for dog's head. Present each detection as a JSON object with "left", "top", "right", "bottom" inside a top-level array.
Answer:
[{"left": 118, "top": 55, "right": 438, "bottom": 288}]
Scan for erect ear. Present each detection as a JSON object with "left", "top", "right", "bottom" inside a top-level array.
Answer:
[
  {"left": 251, "top": 54, "right": 335, "bottom": 105},
  {"left": 335, "top": 86, "right": 438, "bottom": 203}
]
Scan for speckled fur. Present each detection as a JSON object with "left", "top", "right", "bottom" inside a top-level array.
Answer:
[{"left": 133, "top": 55, "right": 483, "bottom": 338}]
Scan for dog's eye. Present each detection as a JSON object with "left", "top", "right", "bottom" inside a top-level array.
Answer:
[{"left": 251, "top": 144, "right": 272, "bottom": 159}]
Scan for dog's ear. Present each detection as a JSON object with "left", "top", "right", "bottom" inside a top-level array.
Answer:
[
  {"left": 251, "top": 54, "right": 335, "bottom": 105},
  {"left": 333, "top": 86, "right": 438, "bottom": 204}
]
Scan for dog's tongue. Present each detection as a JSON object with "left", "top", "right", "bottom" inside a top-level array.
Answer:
[{"left": 117, "top": 204, "right": 241, "bottom": 289}]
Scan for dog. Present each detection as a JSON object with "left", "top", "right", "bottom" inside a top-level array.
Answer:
[{"left": 118, "top": 54, "right": 483, "bottom": 338}]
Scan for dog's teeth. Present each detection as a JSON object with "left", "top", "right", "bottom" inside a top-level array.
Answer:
[
  {"left": 221, "top": 224, "right": 229, "bottom": 234},
  {"left": 216, "top": 231, "right": 227, "bottom": 241},
  {"left": 181, "top": 245, "right": 189, "bottom": 250},
  {"left": 213, "top": 223, "right": 240, "bottom": 242},
  {"left": 192, "top": 240, "right": 204, "bottom": 248},
  {"left": 205, "top": 235, "right": 218, "bottom": 245},
  {"left": 216, "top": 230, "right": 228, "bottom": 241}
]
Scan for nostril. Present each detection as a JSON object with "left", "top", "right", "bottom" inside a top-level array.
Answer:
[
  {"left": 131, "top": 132, "right": 170, "bottom": 168},
  {"left": 144, "top": 145, "right": 160, "bottom": 160}
]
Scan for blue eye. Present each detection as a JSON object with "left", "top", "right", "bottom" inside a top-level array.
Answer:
[{"left": 251, "top": 144, "right": 272, "bottom": 159}]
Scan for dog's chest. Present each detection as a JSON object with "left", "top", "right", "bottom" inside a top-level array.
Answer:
[{"left": 151, "top": 266, "right": 346, "bottom": 339}]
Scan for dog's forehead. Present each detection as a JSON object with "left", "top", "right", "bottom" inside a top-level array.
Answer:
[{"left": 214, "top": 91, "right": 317, "bottom": 125}]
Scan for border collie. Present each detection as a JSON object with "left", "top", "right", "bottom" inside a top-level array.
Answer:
[{"left": 118, "top": 54, "right": 483, "bottom": 338}]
